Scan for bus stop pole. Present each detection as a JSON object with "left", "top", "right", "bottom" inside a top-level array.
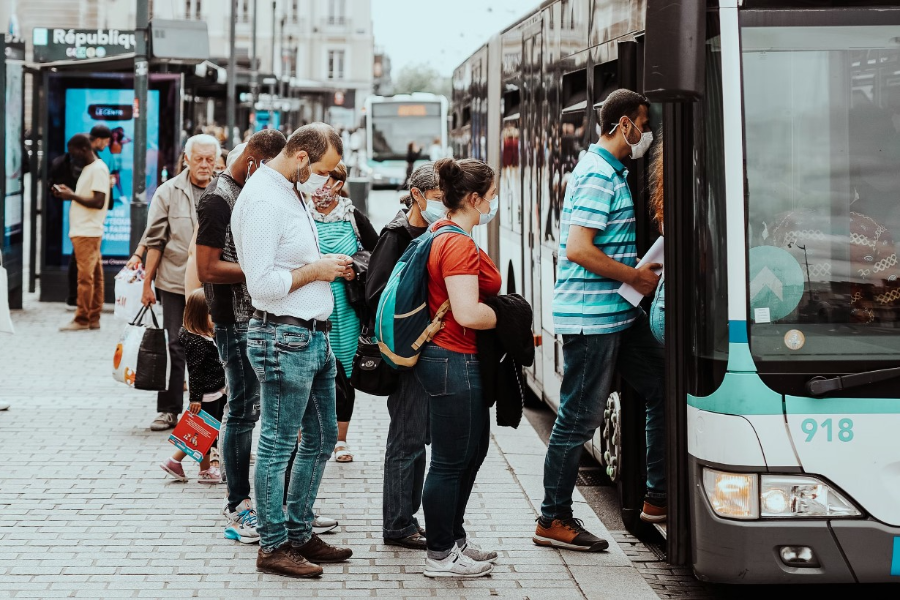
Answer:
[
  {"left": 131, "top": 0, "right": 150, "bottom": 253},
  {"left": 226, "top": 0, "right": 237, "bottom": 148}
]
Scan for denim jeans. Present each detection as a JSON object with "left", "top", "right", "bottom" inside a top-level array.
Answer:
[
  {"left": 416, "top": 344, "right": 490, "bottom": 554},
  {"left": 215, "top": 322, "right": 261, "bottom": 512},
  {"left": 382, "top": 370, "right": 430, "bottom": 539},
  {"left": 541, "top": 312, "right": 666, "bottom": 520},
  {"left": 246, "top": 318, "right": 338, "bottom": 551}
]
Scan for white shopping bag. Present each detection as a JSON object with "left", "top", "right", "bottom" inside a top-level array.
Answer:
[
  {"left": 0, "top": 251, "right": 13, "bottom": 335},
  {"left": 113, "top": 306, "right": 151, "bottom": 386},
  {"left": 114, "top": 267, "right": 147, "bottom": 323}
]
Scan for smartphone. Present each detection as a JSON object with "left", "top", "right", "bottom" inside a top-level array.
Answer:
[{"left": 52, "top": 184, "right": 62, "bottom": 193}]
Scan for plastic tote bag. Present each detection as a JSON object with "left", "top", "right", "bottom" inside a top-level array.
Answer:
[
  {"left": 114, "top": 267, "right": 147, "bottom": 323},
  {"left": 113, "top": 306, "right": 169, "bottom": 390},
  {"left": 0, "top": 251, "right": 13, "bottom": 334}
]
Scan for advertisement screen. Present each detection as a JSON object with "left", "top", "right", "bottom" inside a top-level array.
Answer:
[
  {"left": 4, "top": 61, "right": 23, "bottom": 240},
  {"left": 61, "top": 88, "right": 160, "bottom": 257}
]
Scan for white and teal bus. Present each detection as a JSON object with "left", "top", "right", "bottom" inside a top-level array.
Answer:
[
  {"left": 364, "top": 93, "right": 449, "bottom": 188},
  {"left": 452, "top": 0, "right": 900, "bottom": 583}
]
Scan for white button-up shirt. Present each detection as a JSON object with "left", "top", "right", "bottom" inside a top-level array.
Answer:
[{"left": 231, "top": 164, "right": 333, "bottom": 320}]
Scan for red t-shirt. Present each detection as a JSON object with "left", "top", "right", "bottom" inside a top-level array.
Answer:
[{"left": 427, "top": 220, "right": 502, "bottom": 354}]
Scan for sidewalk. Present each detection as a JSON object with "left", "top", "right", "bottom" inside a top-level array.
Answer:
[{"left": 0, "top": 296, "right": 658, "bottom": 599}]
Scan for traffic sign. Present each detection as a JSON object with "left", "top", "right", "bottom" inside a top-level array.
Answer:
[{"left": 749, "top": 245, "right": 805, "bottom": 321}]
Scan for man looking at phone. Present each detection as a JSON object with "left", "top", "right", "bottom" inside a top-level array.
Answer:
[{"left": 54, "top": 134, "right": 110, "bottom": 332}]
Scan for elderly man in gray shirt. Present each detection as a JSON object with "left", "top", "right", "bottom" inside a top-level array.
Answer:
[
  {"left": 128, "top": 134, "right": 221, "bottom": 431},
  {"left": 232, "top": 123, "right": 354, "bottom": 579}
]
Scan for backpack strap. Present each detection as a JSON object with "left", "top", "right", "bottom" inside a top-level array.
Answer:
[{"left": 347, "top": 206, "right": 363, "bottom": 251}]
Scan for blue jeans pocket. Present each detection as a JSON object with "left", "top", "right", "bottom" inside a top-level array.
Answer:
[
  {"left": 275, "top": 328, "right": 312, "bottom": 352},
  {"left": 246, "top": 336, "right": 268, "bottom": 381},
  {"left": 415, "top": 356, "right": 450, "bottom": 397}
]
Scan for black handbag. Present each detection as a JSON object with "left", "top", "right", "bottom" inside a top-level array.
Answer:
[
  {"left": 133, "top": 306, "right": 170, "bottom": 392},
  {"left": 346, "top": 210, "right": 371, "bottom": 318},
  {"left": 350, "top": 326, "right": 399, "bottom": 396}
]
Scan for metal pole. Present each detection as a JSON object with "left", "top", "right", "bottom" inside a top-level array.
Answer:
[
  {"left": 131, "top": 0, "right": 150, "bottom": 253},
  {"left": 271, "top": 1, "right": 277, "bottom": 81},
  {"left": 226, "top": 0, "right": 237, "bottom": 148},
  {"left": 250, "top": 0, "right": 259, "bottom": 105}
]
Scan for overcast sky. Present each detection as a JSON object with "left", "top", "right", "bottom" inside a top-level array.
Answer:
[{"left": 371, "top": 0, "right": 530, "bottom": 78}]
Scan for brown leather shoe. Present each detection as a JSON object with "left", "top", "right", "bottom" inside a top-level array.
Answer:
[
  {"left": 257, "top": 543, "right": 323, "bottom": 578},
  {"left": 294, "top": 533, "right": 353, "bottom": 563}
]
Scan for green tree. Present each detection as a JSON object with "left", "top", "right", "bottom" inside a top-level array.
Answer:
[{"left": 392, "top": 63, "right": 451, "bottom": 98}]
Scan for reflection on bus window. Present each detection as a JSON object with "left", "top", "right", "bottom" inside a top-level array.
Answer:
[{"left": 742, "top": 25, "right": 900, "bottom": 361}]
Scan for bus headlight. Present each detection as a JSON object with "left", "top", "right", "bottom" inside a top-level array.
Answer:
[
  {"left": 759, "top": 475, "right": 861, "bottom": 518},
  {"left": 702, "top": 468, "right": 759, "bottom": 519}
]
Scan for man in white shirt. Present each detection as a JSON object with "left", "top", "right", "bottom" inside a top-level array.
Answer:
[
  {"left": 54, "top": 134, "right": 111, "bottom": 332},
  {"left": 232, "top": 123, "right": 354, "bottom": 578}
]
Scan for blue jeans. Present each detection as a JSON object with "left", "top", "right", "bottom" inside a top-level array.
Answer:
[
  {"left": 382, "top": 370, "right": 430, "bottom": 539},
  {"left": 542, "top": 313, "right": 666, "bottom": 520},
  {"left": 416, "top": 344, "right": 490, "bottom": 554},
  {"left": 246, "top": 319, "right": 338, "bottom": 551},
  {"left": 215, "top": 322, "right": 261, "bottom": 512}
]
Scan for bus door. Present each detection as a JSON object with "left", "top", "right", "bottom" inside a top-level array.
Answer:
[{"left": 523, "top": 30, "right": 544, "bottom": 384}]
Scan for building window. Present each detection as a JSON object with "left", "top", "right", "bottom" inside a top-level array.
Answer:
[
  {"left": 242, "top": 0, "right": 249, "bottom": 22},
  {"left": 195, "top": 0, "right": 201, "bottom": 18},
  {"left": 292, "top": 0, "right": 299, "bottom": 23},
  {"left": 328, "top": 0, "right": 346, "bottom": 25},
  {"left": 185, "top": 0, "right": 191, "bottom": 19},
  {"left": 328, "top": 50, "right": 345, "bottom": 80}
]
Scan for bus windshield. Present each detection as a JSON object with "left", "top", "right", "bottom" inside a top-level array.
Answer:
[
  {"left": 369, "top": 101, "right": 443, "bottom": 162},
  {"left": 742, "top": 21, "right": 900, "bottom": 362}
]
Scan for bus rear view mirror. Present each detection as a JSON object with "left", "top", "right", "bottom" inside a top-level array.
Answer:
[{"left": 643, "top": 0, "right": 706, "bottom": 102}]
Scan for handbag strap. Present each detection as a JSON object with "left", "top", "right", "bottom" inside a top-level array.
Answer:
[{"left": 130, "top": 304, "right": 161, "bottom": 328}]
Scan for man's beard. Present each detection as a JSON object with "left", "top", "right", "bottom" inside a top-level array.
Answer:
[{"left": 293, "top": 160, "right": 311, "bottom": 184}]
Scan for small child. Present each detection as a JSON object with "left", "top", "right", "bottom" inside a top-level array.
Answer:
[{"left": 160, "top": 289, "right": 226, "bottom": 484}]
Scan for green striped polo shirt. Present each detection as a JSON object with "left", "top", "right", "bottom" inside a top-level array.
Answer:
[{"left": 552, "top": 145, "right": 639, "bottom": 335}]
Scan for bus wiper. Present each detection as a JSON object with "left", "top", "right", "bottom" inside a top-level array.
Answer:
[{"left": 807, "top": 367, "right": 900, "bottom": 396}]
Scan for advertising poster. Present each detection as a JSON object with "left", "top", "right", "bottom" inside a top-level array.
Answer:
[
  {"left": 62, "top": 88, "right": 160, "bottom": 257},
  {"left": 4, "top": 60, "right": 23, "bottom": 239}
]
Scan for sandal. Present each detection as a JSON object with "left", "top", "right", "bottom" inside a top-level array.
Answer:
[{"left": 333, "top": 443, "right": 354, "bottom": 463}]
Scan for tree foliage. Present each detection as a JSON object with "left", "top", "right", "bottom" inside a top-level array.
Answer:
[{"left": 392, "top": 63, "right": 451, "bottom": 98}]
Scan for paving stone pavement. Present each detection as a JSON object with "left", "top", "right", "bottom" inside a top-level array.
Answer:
[{"left": 0, "top": 296, "right": 659, "bottom": 599}]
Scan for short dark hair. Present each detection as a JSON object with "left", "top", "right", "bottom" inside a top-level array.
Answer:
[
  {"left": 434, "top": 158, "right": 494, "bottom": 212},
  {"left": 89, "top": 124, "right": 111, "bottom": 140},
  {"left": 283, "top": 123, "right": 343, "bottom": 163},
  {"left": 68, "top": 133, "right": 92, "bottom": 152},
  {"left": 600, "top": 89, "right": 651, "bottom": 135},
  {"left": 247, "top": 129, "right": 287, "bottom": 161}
]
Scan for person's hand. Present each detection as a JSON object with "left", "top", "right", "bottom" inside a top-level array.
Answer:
[
  {"left": 54, "top": 184, "right": 74, "bottom": 200},
  {"left": 630, "top": 263, "right": 662, "bottom": 297},
  {"left": 141, "top": 283, "right": 157, "bottom": 306},
  {"left": 315, "top": 254, "right": 353, "bottom": 282},
  {"left": 126, "top": 254, "right": 142, "bottom": 270},
  {"left": 343, "top": 268, "right": 356, "bottom": 282},
  {"left": 189, "top": 402, "right": 202, "bottom": 415}
]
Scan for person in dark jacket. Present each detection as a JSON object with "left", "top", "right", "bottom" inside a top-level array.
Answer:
[
  {"left": 477, "top": 294, "right": 534, "bottom": 428},
  {"left": 367, "top": 163, "right": 443, "bottom": 550}
]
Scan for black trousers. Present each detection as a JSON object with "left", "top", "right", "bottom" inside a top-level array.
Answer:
[
  {"left": 157, "top": 289, "right": 187, "bottom": 415},
  {"left": 200, "top": 394, "right": 227, "bottom": 451},
  {"left": 66, "top": 251, "right": 78, "bottom": 305}
]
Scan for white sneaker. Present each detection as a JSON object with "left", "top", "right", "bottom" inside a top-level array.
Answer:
[
  {"left": 223, "top": 499, "right": 260, "bottom": 544},
  {"left": 424, "top": 544, "right": 493, "bottom": 578},
  {"left": 460, "top": 540, "right": 498, "bottom": 563},
  {"left": 313, "top": 514, "right": 339, "bottom": 534}
]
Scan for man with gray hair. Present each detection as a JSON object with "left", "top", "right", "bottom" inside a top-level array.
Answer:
[{"left": 127, "top": 133, "right": 221, "bottom": 431}]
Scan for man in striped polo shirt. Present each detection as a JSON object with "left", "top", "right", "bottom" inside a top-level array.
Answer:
[{"left": 534, "top": 89, "right": 666, "bottom": 553}]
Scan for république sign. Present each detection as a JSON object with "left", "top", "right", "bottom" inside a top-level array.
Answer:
[{"left": 32, "top": 28, "right": 137, "bottom": 62}]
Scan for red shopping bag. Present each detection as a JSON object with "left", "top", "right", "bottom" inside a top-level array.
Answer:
[{"left": 167, "top": 410, "right": 221, "bottom": 463}]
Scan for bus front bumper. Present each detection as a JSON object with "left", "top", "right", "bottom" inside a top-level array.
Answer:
[{"left": 690, "top": 460, "right": 900, "bottom": 583}]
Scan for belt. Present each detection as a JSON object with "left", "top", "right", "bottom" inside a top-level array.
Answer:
[{"left": 253, "top": 310, "right": 331, "bottom": 333}]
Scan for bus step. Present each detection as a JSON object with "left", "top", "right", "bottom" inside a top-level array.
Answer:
[{"left": 653, "top": 523, "right": 667, "bottom": 539}]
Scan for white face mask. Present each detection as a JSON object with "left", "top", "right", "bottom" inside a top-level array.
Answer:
[
  {"left": 298, "top": 172, "right": 329, "bottom": 195},
  {"left": 616, "top": 117, "right": 653, "bottom": 160},
  {"left": 413, "top": 189, "right": 446, "bottom": 225},
  {"left": 476, "top": 196, "right": 499, "bottom": 226}
]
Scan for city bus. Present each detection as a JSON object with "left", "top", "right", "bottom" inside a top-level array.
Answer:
[
  {"left": 364, "top": 93, "right": 449, "bottom": 188},
  {"left": 452, "top": 0, "right": 900, "bottom": 584}
]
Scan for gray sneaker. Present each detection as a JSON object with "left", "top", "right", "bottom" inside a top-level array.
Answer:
[
  {"left": 150, "top": 412, "right": 178, "bottom": 431},
  {"left": 424, "top": 544, "right": 493, "bottom": 578},
  {"left": 313, "top": 514, "right": 339, "bottom": 534},
  {"left": 460, "top": 540, "right": 498, "bottom": 563}
]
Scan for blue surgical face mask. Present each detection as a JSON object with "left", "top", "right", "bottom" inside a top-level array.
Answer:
[
  {"left": 477, "top": 196, "right": 499, "bottom": 226},
  {"left": 414, "top": 189, "right": 446, "bottom": 224}
]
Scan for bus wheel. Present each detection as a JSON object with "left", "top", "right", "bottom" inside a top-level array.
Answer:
[{"left": 600, "top": 391, "right": 622, "bottom": 482}]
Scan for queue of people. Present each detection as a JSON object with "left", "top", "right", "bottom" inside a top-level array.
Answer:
[{"left": 63, "top": 90, "right": 666, "bottom": 580}]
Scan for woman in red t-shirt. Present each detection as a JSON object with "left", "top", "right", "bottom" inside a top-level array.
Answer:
[{"left": 416, "top": 157, "right": 502, "bottom": 579}]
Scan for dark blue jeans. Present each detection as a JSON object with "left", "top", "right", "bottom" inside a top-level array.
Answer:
[
  {"left": 416, "top": 344, "right": 490, "bottom": 554},
  {"left": 215, "top": 322, "right": 261, "bottom": 512},
  {"left": 541, "top": 313, "right": 666, "bottom": 520},
  {"left": 247, "top": 319, "right": 338, "bottom": 551},
  {"left": 382, "top": 370, "right": 430, "bottom": 539}
]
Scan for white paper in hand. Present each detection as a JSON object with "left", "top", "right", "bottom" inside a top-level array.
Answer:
[{"left": 617, "top": 236, "right": 664, "bottom": 307}]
